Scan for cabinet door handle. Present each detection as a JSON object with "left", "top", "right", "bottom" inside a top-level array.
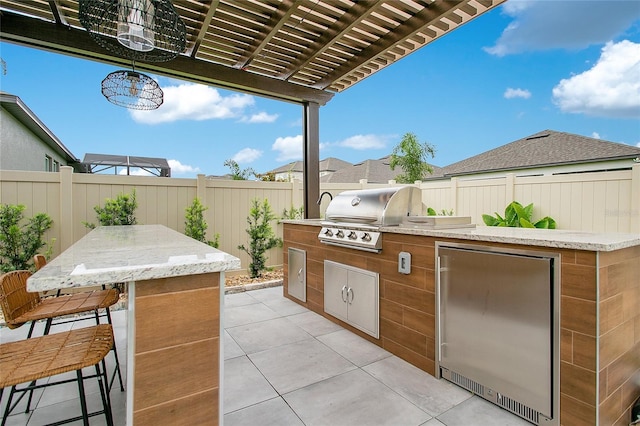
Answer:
[
  {"left": 341, "top": 285, "right": 348, "bottom": 303},
  {"left": 297, "top": 268, "right": 303, "bottom": 283},
  {"left": 347, "top": 287, "right": 353, "bottom": 304}
]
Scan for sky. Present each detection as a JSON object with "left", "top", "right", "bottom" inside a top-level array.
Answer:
[{"left": 1, "top": 0, "right": 639, "bottom": 179}]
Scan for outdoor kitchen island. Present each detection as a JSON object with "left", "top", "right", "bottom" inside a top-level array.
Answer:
[
  {"left": 27, "top": 224, "right": 240, "bottom": 426},
  {"left": 282, "top": 220, "right": 640, "bottom": 426}
]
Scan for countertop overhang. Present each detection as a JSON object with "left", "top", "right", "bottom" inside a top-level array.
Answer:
[
  {"left": 27, "top": 225, "right": 241, "bottom": 292},
  {"left": 282, "top": 219, "right": 640, "bottom": 252}
]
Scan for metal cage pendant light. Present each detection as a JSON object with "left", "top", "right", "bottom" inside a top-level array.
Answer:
[
  {"left": 79, "top": 0, "right": 187, "bottom": 63},
  {"left": 101, "top": 68, "right": 163, "bottom": 110}
]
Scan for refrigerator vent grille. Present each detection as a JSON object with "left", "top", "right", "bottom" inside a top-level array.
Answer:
[
  {"left": 450, "top": 370, "right": 484, "bottom": 395},
  {"left": 446, "top": 369, "right": 543, "bottom": 425},
  {"left": 497, "top": 393, "right": 540, "bottom": 424}
]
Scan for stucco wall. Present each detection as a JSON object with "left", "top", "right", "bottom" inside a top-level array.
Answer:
[{"left": 0, "top": 106, "right": 68, "bottom": 171}]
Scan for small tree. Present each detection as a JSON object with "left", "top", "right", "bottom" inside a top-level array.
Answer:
[
  {"left": 238, "top": 198, "right": 283, "bottom": 278},
  {"left": 256, "top": 171, "right": 276, "bottom": 182},
  {"left": 185, "top": 197, "right": 219, "bottom": 248},
  {"left": 389, "top": 132, "right": 436, "bottom": 183},
  {"left": 84, "top": 190, "right": 138, "bottom": 229},
  {"left": 0, "top": 204, "right": 53, "bottom": 272},
  {"left": 224, "top": 159, "right": 255, "bottom": 180}
]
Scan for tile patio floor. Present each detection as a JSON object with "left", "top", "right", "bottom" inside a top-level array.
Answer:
[{"left": 0, "top": 285, "right": 531, "bottom": 426}]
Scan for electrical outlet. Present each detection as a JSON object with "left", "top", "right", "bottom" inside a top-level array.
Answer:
[{"left": 398, "top": 251, "right": 411, "bottom": 274}]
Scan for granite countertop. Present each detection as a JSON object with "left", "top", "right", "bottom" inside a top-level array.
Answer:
[
  {"left": 27, "top": 225, "right": 241, "bottom": 292},
  {"left": 282, "top": 219, "right": 640, "bottom": 252}
]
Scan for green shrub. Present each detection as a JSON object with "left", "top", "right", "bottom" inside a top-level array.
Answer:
[
  {"left": 238, "top": 199, "right": 283, "bottom": 278},
  {"left": 0, "top": 204, "right": 53, "bottom": 272},
  {"left": 281, "top": 205, "right": 304, "bottom": 220},
  {"left": 185, "top": 197, "right": 219, "bottom": 248},
  {"left": 84, "top": 190, "right": 138, "bottom": 229},
  {"left": 426, "top": 207, "right": 454, "bottom": 216},
  {"left": 482, "top": 201, "right": 556, "bottom": 229}
]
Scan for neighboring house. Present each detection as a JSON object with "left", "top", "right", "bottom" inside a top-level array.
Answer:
[
  {"left": 321, "top": 155, "right": 444, "bottom": 184},
  {"left": 430, "top": 129, "right": 640, "bottom": 180},
  {"left": 0, "top": 92, "right": 80, "bottom": 172},
  {"left": 269, "top": 157, "right": 352, "bottom": 182}
]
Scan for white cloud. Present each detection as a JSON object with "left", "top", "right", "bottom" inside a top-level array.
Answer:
[
  {"left": 241, "top": 112, "right": 279, "bottom": 123},
  {"left": 118, "top": 168, "right": 154, "bottom": 176},
  {"left": 272, "top": 135, "right": 303, "bottom": 161},
  {"left": 485, "top": 0, "right": 640, "bottom": 56},
  {"left": 131, "top": 84, "right": 254, "bottom": 124},
  {"left": 637, "top": 142, "right": 640, "bottom": 147},
  {"left": 592, "top": 132, "right": 601, "bottom": 139},
  {"left": 337, "top": 134, "right": 387, "bottom": 150},
  {"left": 504, "top": 88, "right": 531, "bottom": 99},
  {"left": 168, "top": 159, "right": 200, "bottom": 174},
  {"left": 115, "top": 160, "right": 199, "bottom": 176},
  {"left": 232, "top": 148, "right": 262, "bottom": 164},
  {"left": 272, "top": 133, "right": 390, "bottom": 161},
  {"left": 552, "top": 40, "right": 640, "bottom": 118}
]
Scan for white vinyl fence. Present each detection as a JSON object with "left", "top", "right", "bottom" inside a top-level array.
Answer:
[{"left": 1, "top": 164, "right": 638, "bottom": 272}]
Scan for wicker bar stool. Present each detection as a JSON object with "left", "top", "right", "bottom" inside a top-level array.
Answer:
[
  {"left": 33, "top": 254, "right": 47, "bottom": 272},
  {"left": 0, "top": 324, "right": 114, "bottom": 425},
  {"left": 0, "top": 271, "right": 124, "bottom": 394}
]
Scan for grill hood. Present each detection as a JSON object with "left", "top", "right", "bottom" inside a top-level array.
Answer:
[{"left": 324, "top": 186, "right": 423, "bottom": 226}]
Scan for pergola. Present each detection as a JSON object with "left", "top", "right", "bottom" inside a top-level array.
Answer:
[{"left": 0, "top": 0, "right": 505, "bottom": 217}]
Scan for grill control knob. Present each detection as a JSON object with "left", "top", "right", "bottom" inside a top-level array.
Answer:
[
  {"left": 336, "top": 230, "right": 344, "bottom": 238},
  {"left": 348, "top": 231, "right": 357, "bottom": 240},
  {"left": 323, "top": 229, "right": 333, "bottom": 237},
  {"left": 362, "top": 232, "right": 372, "bottom": 242}
]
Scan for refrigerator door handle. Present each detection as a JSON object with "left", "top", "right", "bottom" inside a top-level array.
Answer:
[{"left": 436, "top": 255, "right": 442, "bottom": 364}]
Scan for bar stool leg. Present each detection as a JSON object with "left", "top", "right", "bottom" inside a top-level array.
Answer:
[
  {"left": 76, "top": 369, "right": 90, "bottom": 426},
  {"left": 24, "top": 317, "right": 55, "bottom": 413},
  {"left": 96, "top": 361, "right": 114, "bottom": 426},
  {"left": 95, "top": 308, "right": 124, "bottom": 392},
  {"left": 104, "top": 308, "right": 125, "bottom": 392},
  {"left": 0, "top": 387, "right": 12, "bottom": 426},
  {"left": 23, "top": 380, "right": 36, "bottom": 414}
]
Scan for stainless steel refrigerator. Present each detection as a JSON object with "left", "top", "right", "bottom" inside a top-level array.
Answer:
[{"left": 437, "top": 243, "right": 559, "bottom": 425}]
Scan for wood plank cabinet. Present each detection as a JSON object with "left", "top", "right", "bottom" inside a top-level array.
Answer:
[{"left": 324, "top": 260, "right": 379, "bottom": 338}]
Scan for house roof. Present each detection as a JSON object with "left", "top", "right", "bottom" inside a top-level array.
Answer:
[
  {"left": 270, "top": 161, "right": 304, "bottom": 174},
  {"left": 0, "top": 92, "right": 79, "bottom": 163},
  {"left": 321, "top": 155, "right": 443, "bottom": 183},
  {"left": 439, "top": 130, "right": 640, "bottom": 177},
  {"left": 321, "top": 157, "right": 353, "bottom": 173},
  {"left": 269, "top": 157, "right": 352, "bottom": 174},
  {"left": 0, "top": 1, "right": 505, "bottom": 104}
]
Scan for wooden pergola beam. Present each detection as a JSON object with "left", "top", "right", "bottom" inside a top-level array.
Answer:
[{"left": 0, "top": 12, "right": 334, "bottom": 106}]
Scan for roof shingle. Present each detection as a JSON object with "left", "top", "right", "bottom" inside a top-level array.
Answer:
[{"left": 440, "top": 130, "right": 640, "bottom": 177}]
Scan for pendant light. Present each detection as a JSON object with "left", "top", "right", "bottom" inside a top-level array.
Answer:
[
  {"left": 79, "top": 0, "right": 186, "bottom": 63},
  {"left": 117, "top": 0, "right": 156, "bottom": 52},
  {"left": 101, "top": 66, "right": 163, "bottom": 110}
]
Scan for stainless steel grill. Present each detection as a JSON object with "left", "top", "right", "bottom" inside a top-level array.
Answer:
[{"left": 318, "top": 187, "right": 423, "bottom": 252}]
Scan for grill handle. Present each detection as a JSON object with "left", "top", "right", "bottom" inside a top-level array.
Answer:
[{"left": 325, "top": 215, "right": 377, "bottom": 223}]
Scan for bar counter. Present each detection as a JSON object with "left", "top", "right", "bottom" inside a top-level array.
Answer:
[{"left": 28, "top": 225, "right": 241, "bottom": 425}]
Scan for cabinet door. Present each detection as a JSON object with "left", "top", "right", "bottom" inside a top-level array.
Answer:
[
  {"left": 288, "top": 248, "right": 306, "bottom": 302},
  {"left": 346, "top": 268, "right": 379, "bottom": 338},
  {"left": 324, "top": 261, "right": 348, "bottom": 322}
]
